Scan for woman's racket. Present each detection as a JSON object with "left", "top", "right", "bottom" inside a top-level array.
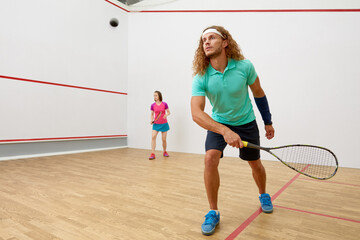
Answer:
[
  {"left": 242, "top": 141, "right": 338, "bottom": 180},
  {"left": 152, "top": 111, "right": 162, "bottom": 124}
]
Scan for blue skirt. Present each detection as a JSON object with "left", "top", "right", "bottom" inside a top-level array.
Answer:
[{"left": 153, "top": 123, "right": 170, "bottom": 132}]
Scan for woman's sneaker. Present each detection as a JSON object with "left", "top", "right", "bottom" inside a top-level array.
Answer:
[
  {"left": 149, "top": 153, "right": 155, "bottom": 160},
  {"left": 163, "top": 152, "right": 169, "bottom": 157},
  {"left": 201, "top": 210, "right": 220, "bottom": 236},
  {"left": 259, "top": 193, "right": 273, "bottom": 213}
]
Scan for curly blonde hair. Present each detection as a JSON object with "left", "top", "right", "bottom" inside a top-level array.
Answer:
[{"left": 192, "top": 26, "right": 245, "bottom": 76}]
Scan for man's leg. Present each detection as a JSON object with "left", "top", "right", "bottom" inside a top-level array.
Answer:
[
  {"left": 248, "top": 159, "right": 273, "bottom": 213},
  {"left": 204, "top": 149, "right": 222, "bottom": 210},
  {"left": 248, "top": 159, "right": 266, "bottom": 194},
  {"left": 202, "top": 149, "right": 222, "bottom": 235}
]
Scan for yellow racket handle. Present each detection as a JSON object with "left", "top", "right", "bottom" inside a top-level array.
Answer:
[{"left": 241, "top": 141, "right": 261, "bottom": 149}]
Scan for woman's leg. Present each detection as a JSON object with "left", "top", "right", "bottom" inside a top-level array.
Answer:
[
  {"left": 161, "top": 131, "right": 167, "bottom": 152},
  {"left": 151, "top": 130, "right": 159, "bottom": 153}
]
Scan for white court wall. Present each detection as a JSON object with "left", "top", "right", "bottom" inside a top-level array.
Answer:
[
  {"left": 1, "top": 0, "right": 359, "bottom": 169},
  {"left": 0, "top": 0, "right": 128, "bottom": 141},
  {"left": 127, "top": 6, "right": 360, "bottom": 168}
]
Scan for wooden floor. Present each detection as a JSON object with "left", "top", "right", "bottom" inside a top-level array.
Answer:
[{"left": 0, "top": 148, "right": 359, "bottom": 240}]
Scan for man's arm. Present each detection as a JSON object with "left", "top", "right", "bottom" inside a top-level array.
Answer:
[
  {"left": 249, "top": 77, "right": 275, "bottom": 140},
  {"left": 249, "top": 77, "right": 265, "bottom": 98},
  {"left": 191, "top": 96, "right": 243, "bottom": 148}
]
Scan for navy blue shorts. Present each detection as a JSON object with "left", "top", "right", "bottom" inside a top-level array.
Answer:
[{"left": 205, "top": 120, "right": 260, "bottom": 161}]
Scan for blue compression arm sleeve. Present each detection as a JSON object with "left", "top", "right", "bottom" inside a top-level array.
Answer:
[{"left": 254, "top": 96, "right": 272, "bottom": 125}]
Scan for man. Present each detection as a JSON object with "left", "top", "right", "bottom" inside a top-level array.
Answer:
[{"left": 191, "top": 26, "right": 275, "bottom": 236}]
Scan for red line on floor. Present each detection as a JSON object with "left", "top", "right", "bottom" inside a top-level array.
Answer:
[
  {"left": 226, "top": 171, "right": 303, "bottom": 240},
  {"left": 225, "top": 208, "right": 262, "bottom": 240},
  {"left": 274, "top": 205, "right": 360, "bottom": 223},
  {"left": 271, "top": 168, "right": 307, "bottom": 201},
  {"left": 0, "top": 75, "right": 127, "bottom": 95}
]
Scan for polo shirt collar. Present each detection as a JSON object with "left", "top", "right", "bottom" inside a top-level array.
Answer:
[{"left": 208, "top": 58, "right": 236, "bottom": 75}]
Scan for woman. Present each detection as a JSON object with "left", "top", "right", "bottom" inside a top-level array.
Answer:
[{"left": 149, "top": 90, "right": 170, "bottom": 160}]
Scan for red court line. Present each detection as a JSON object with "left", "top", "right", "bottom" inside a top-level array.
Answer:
[
  {"left": 0, "top": 135, "right": 127, "bottom": 143},
  {"left": 104, "top": 2, "right": 360, "bottom": 14},
  {"left": 138, "top": 9, "right": 360, "bottom": 13},
  {"left": 274, "top": 205, "right": 360, "bottom": 223},
  {"left": 298, "top": 177, "right": 360, "bottom": 187},
  {"left": 272, "top": 164, "right": 310, "bottom": 201},
  {"left": 105, "top": 0, "right": 130, "bottom": 12},
  {"left": 0, "top": 75, "right": 127, "bottom": 95},
  {"left": 226, "top": 172, "right": 303, "bottom": 240},
  {"left": 225, "top": 208, "right": 262, "bottom": 240}
]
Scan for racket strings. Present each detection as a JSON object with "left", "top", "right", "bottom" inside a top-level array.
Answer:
[{"left": 272, "top": 146, "right": 337, "bottom": 179}]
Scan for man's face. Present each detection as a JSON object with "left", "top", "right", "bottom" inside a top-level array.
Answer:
[{"left": 202, "top": 33, "right": 226, "bottom": 58}]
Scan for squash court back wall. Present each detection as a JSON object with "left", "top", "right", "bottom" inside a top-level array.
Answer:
[{"left": 127, "top": 11, "right": 360, "bottom": 169}]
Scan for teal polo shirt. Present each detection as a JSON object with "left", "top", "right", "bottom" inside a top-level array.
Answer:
[{"left": 192, "top": 59, "right": 257, "bottom": 126}]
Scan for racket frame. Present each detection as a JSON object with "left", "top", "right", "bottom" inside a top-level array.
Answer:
[{"left": 242, "top": 141, "right": 338, "bottom": 180}]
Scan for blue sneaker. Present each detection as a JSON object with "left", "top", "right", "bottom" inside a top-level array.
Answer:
[
  {"left": 259, "top": 193, "right": 273, "bottom": 213},
  {"left": 201, "top": 210, "right": 220, "bottom": 236}
]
